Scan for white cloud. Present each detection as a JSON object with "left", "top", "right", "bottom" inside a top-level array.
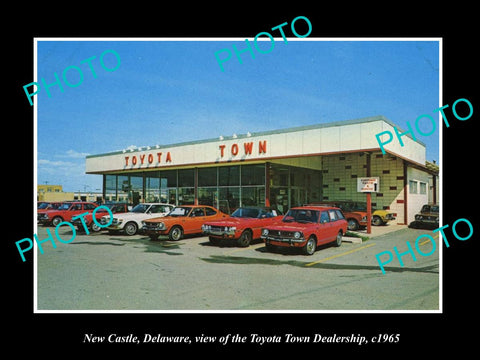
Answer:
[
  {"left": 56, "top": 149, "right": 90, "bottom": 159},
  {"left": 38, "top": 158, "right": 83, "bottom": 176}
]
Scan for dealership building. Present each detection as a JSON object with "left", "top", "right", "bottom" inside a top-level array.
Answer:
[{"left": 85, "top": 116, "right": 439, "bottom": 224}]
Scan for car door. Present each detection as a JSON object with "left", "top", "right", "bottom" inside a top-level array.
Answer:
[
  {"left": 317, "top": 210, "right": 334, "bottom": 244},
  {"left": 327, "top": 209, "right": 341, "bottom": 240},
  {"left": 186, "top": 207, "right": 206, "bottom": 234},
  {"left": 67, "top": 203, "right": 85, "bottom": 221}
]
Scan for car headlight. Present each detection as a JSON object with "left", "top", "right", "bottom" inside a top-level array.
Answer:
[
  {"left": 294, "top": 231, "right": 302, "bottom": 239},
  {"left": 415, "top": 215, "right": 423, "bottom": 221},
  {"left": 202, "top": 224, "right": 210, "bottom": 231},
  {"left": 362, "top": 216, "right": 367, "bottom": 222},
  {"left": 262, "top": 229, "right": 269, "bottom": 236},
  {"left": 112, "top": 218, "right": 123, "bottom": 225},
  {"left": 157, "top": 222, "right": 166, "bottom": 230},
  {"left": 227, "top": 226, "right": 236, "bottom": 232}
]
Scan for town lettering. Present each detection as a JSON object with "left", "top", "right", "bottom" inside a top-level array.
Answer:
[
  {"left": 219, "top": 140, "right": 267, "bottom": 158},
  {"left": 124, "top": 151, "right": 172, "bottom": 167}
]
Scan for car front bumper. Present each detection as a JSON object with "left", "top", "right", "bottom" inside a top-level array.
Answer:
[
  {"left": 262, "top": 235, "right": 306, "bottom": 247},
  {"left": 203, "top": 228, "right": 239, "bottom": 239}
]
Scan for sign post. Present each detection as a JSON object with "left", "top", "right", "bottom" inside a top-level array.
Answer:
[{"left": 357, "top": 177, "right": 380, "bottom": 234}]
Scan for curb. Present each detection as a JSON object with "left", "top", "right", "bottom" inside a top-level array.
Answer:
[{"left": 342, "top": 236, "right": 363, "bottom": 244}]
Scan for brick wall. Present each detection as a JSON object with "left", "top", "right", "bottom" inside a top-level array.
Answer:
[{"left": 321, "top": 153, "right": 404, "bottom": 224}]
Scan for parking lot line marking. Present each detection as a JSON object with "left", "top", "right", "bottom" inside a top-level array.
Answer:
[
  {"left": 419, "top": 233, "right": 439, "bottom": 246},
  {"left": 304, "top": 242, "right": 376, "bottom": 267}
]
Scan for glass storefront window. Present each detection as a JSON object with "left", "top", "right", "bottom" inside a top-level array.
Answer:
[
  {"left": 103, "top": 163, "right": 322, "bottom": 213},
  {"left": 105, "top": 174, "right": 117, "bottom": 201},
  {"left": 219, "top": 187, "right": 239, "bottom": 214},
  {"left": 271, "top": 165, "right": 289, "bottom": 187},
  {"left": 219, "top": 166, "right": 239, "bottom": 186},
  {"left": 198, "top": 167, "right": 217, "bottom": 187},
  {"left": 159, "top": 170, "right": 177, "bottom": 204},
  {"left": 117, "top": 175, "right": 130, "bottom": 202},
  {"left": 178, "top": 169, "right": 194, "bottom": 187},
  {"left": 160, "top": 170, "right": 177, "bottom": 188},
  {"left": 167, "top": 188, "right": 177, "bottom": 205},
  {"left": 178, "top": 187, "right": 195, "bottom": 205},
  {"left": 241, "top": 164, "right": 265, "bottom": 185},
  {"left": 307, "top": 171, "right": 322, "bottom": 203},
  {"left": 198, "top": 187, "right": 218, "bottom": 207},
  {"left": 145, "top": 174, "right": 160, "bottom": 202},
  {"left": 241, "top": 186, "right": 265, "bottom": 207},
  {"left": 130, "top": 174, "right": 144, "bottom": 205},
  {"left": 270, "top": 187, "right": 289, "bottom": 214},
  {"left": 291, "top": 169, "right": 305, "bottom": 187}
]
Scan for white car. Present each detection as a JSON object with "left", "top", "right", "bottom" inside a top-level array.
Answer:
[{"left": 102, "top": 203, "right": 174, "bottom": 236}]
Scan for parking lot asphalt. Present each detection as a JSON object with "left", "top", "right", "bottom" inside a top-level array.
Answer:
[{"left": 35, "top": 224, "right": 439, "bottom": 311}]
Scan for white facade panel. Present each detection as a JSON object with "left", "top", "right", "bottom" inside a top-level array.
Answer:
[
  {"left": 339, "top": 124, "right": 362, "bottom": 151},
  {"left": 319, "top": 126, "right": 341, "bottom": 153},
  {"left": 85, "top": 116, "right": 427, "bottom": 174},
  {"left": 407, "top": 167, "right": 430, "bottom": 224}
]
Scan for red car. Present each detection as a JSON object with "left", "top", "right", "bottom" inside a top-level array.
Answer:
[
  {"left": 261, "top": 206, "right": 348, "bottom": 255},
  {"left": 37, "top": 202, "right": 65, "bottom": 223},
  {"left": 202, "top": 207, "right": 283, "bottom": 247},
  {"left": 37, "top": 201, "right": 98, "bottom": 227},
  {"left": 72, "top": 203, "right": 132, "bottom": 232}
]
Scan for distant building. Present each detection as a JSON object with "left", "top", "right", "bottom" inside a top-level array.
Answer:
[{"left": 37, "top": 184, "right": 74, "bottom": 202}]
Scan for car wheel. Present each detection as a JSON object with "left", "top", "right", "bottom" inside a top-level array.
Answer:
[
  {"left": 237, "top": 230, "right": 252, "bottom": 247},
  {"left": 90, "top": 221, "right": 102, "bottom": 232},
  {"left": 372, "top": 216, "right": 384, "bottom": 226},
  {"left": 302, "top": 236, "right": 317, "bottom": 255},
  {"left": 52, "top": 216, "right": 63, "bottom": 227},
  {"left": 169, "top": 226, "right": 183, "bottom": 241},
  {"left": 347, "top": 218, "right": 359, "bottom": 231},
  {"left": 124, "top": 222, "right": 138, "bottom": 236},
  {"left": 335, "top": 231, "right": 343, "bottom": 247}
]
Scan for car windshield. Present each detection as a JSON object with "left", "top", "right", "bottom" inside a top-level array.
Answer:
[
  {"left": 168, "top": 207, "right": 192, "bottom": 217},
  {"left": 38, "top": 203, "right": 50, "bottom": 209},
  {"left": 131, "top": 204, "right": 150, "bottom": 213},
  {"left": 231, "top": 208, "right": 262, "bottom": 218},
  {"left": 421, "top": 205, "right": 439, "bottom": 213},
  {"left": 282, "top": 209, "right": 319, "bottom": 223}
]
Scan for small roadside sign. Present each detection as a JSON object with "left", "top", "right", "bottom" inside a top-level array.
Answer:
[{"left": 357, "top": 177, "right": 380, "bottom": 193}]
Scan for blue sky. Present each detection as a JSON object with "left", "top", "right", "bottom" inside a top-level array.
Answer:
[{"left": 36, "top": 39, "right": 440, "bottom": 193}]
